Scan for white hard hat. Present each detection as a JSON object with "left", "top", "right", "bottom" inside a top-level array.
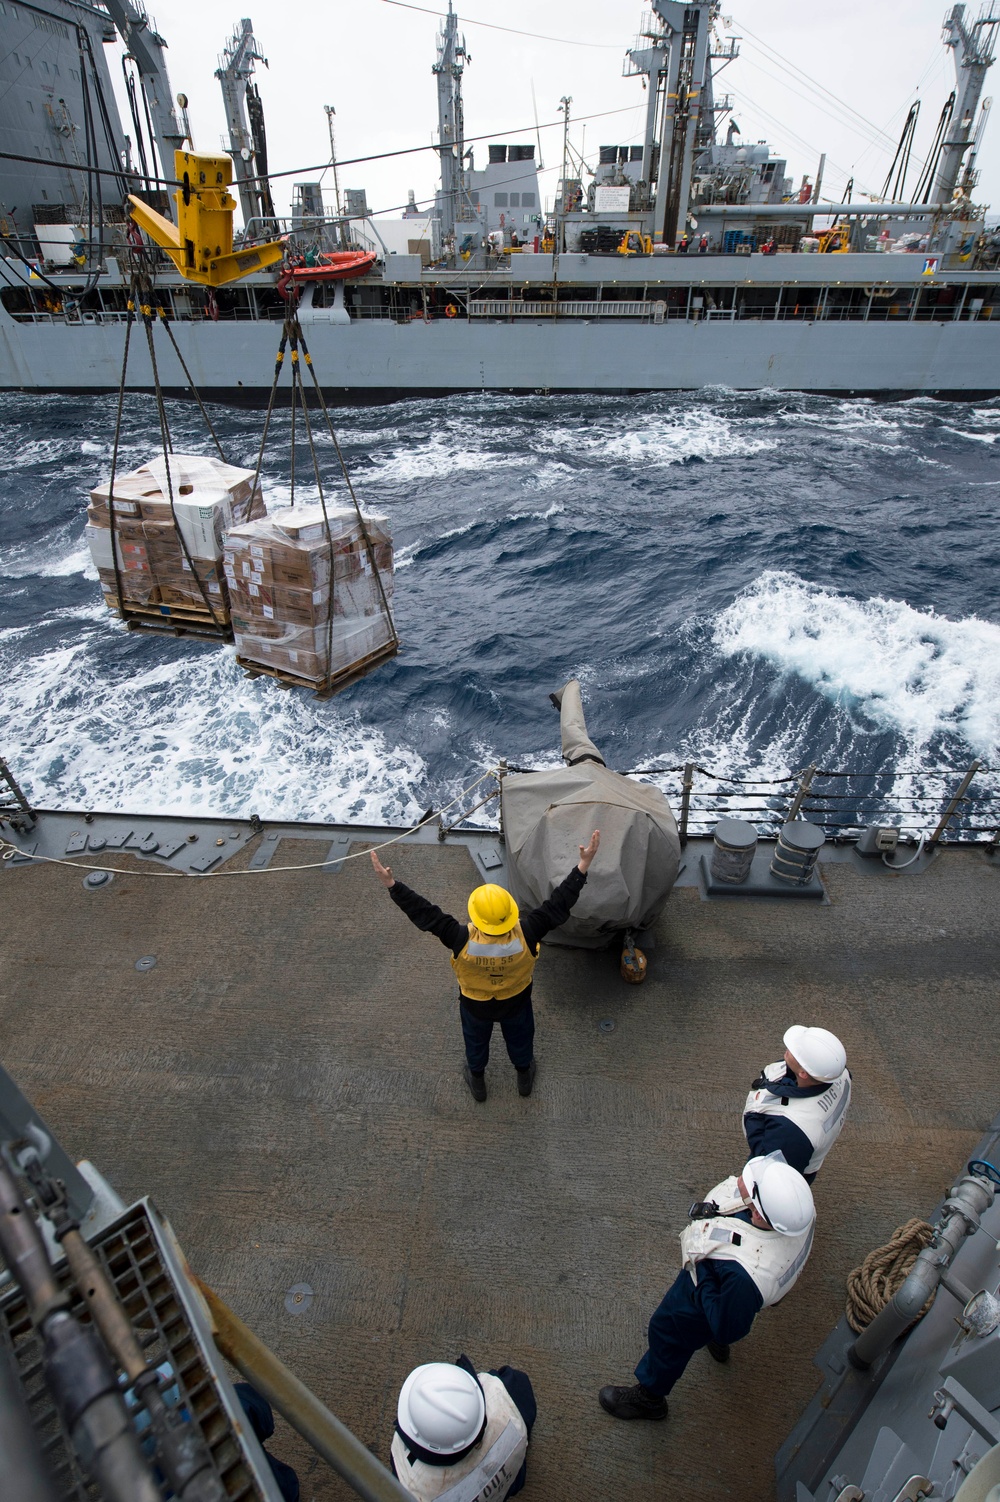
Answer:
[
  {"left": 397, "top": 1364, "right": 486, "bottom": 1456},
  {"left": 743, "top": 1156, "right": 815, "bottom": 1236},
  {"left": 783, "top": 1025, "right": 847, "bottom": 1083}
]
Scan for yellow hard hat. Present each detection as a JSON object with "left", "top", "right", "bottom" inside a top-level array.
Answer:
[{"left": 468, "top": 883, "right": 519, "bottom": 935}]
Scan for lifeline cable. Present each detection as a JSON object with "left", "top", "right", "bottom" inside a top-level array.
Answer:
[{"left": 0, "top": 771, "right": 500, "bottom": 880}]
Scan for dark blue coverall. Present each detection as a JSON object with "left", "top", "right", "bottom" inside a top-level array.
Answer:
[
  {"left": 388, "top": 868, "right": 586, "bottom": 1071},
  {"left": 744, "top": 1067, "right": 839, "bottom": 1183},
  {"left": 633, "top": 1211, "right": 764, "bottom": 1397}
]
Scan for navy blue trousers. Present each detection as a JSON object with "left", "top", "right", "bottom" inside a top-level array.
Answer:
[
  {"left": 460, "top": 1000, "right": 535, "bottom": 1072},
  {"left": 634, "top": 1271, "right": 717, "bottom": 1397},
  {"left": 234, "top": 1383, "right": 300, "bottom": 1502}
]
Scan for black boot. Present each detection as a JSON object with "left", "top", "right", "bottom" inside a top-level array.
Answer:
[
  {"left": 706, "top": 1341, "right": 730, "bottom": 1363},
  {"left": 516, "top": 1060, "right": 537, "bottom": 1097},
  {"left": 463, "top": 1065, "right": 487, "bottom": 1102},
  {"left": 598, "top": 1383, "right": 668, "bottom": 1421}
]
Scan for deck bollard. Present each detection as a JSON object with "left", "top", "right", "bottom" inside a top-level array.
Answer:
[
  {"left": 770, "top": 821, "right": 825, "bottom": 885},
  {"left": 710, "top": 818, "right": 758, "bottom": 884}
]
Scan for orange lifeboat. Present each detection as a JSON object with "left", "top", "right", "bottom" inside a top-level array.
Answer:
[
  {"left": 277, "top": 249, "right": 377, "bottom": 295},
  {"left": 287, "top": 250, "right": 376, "bottom": 280}
]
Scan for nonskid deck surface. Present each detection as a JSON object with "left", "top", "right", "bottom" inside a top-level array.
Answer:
[{"left": 2, "top": 823, "right": 999, "bottom": 1501}]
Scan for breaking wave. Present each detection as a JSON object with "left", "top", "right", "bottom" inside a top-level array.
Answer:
[{"left": 713, "top": 571, "right": 1000, "bottom": 758}]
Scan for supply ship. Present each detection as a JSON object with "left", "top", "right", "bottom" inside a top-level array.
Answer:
[{"left": 3, "top": 0, "right": 1000, "bottom": 400}]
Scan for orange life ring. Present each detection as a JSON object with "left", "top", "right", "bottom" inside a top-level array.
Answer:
[{"left": 445, "top": 303, "right": 458, "bottom": 318}]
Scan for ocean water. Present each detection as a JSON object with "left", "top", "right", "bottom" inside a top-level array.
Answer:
[{"left": 1, "top": 388, "right": 998, "bottom": 834}]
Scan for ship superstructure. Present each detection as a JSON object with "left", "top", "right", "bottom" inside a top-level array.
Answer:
[{"left": 1, "top": 0, "right": 1000, "bottom": 397}]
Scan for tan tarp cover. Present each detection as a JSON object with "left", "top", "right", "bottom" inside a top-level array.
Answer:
[{"left": 501, "top": 682, "right": 681, "bottom": 948}]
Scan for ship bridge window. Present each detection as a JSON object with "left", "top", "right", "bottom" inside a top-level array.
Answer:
[{"left": 494, "top": 193, "right": 508, "bottom": 207}]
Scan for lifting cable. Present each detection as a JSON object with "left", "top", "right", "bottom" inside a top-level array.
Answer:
[
  {"left": 0, "top": 771, "right": 499, "bottom": 880},
  {"left": 250, "top": 292, "right": 398, "bottom": 695},
  {"left": 106, "top": 256, "right": 231, "bottom": 633}
]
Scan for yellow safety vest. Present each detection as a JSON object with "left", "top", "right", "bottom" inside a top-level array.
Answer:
[{"left": 451, "top": 923, "right": 537, "bottom": 1002}]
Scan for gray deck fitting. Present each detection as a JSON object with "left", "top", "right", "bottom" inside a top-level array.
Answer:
[{"left": 699, "top": 851, "right": 828, "bottom": 901}]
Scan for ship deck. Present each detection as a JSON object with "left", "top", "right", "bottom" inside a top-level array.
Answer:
[{"left": 3, "top": 816, "right": 1000, "bottom": 1501}]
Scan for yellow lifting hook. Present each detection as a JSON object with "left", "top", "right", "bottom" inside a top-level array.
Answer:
[{"left": 128, "top": 150, "right": 285, "bottom": 288}]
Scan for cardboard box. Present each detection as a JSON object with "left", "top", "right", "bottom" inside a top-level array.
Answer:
[
  {"left": 99, "top": 569, "right": 160, "bottom": 607},
  {"left": 137, "top": 454, "right": 257, "bottom": 509},
  {"left": 225, "top": 511, "right": 394, "bottom": 677},
  {"left": 272, "top": 505, "right": 360, "bottom": 544},
  {"left": 235, "top": 614, "right": 394, "bottom": 676}
]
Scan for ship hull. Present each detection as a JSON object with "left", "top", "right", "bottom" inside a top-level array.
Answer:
[{"left": 2, "top": 312, "right": 998, "bottom": 401}]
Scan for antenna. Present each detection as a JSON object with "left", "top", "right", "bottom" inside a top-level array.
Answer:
[
  {"left": 559, "top": 95, "right": 572, "bottom": 189},
  {"left": 325, "top": 104, "right": 343, "bottom": 220},
  {"left": 531, "top": 80, "right": 545, "bottom": 169}
]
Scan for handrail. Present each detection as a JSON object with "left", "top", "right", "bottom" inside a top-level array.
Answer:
[
  {"left": 193, "top": 1278, "right": 411, "bottom": 1502},
  {"left": 511, "top": 757, "right": 996, "bottom": 843}
]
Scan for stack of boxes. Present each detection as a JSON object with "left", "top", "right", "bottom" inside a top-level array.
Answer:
[
  {"left": 224, "top": 505, "right": 395, "bottom": 684},
  {"left": 86, "top": 454, "right": 265, "bottom": 618}
]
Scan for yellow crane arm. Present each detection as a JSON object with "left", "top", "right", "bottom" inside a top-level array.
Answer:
[{"left": 129, "top": 150, "right": 285, "bottom": 287}]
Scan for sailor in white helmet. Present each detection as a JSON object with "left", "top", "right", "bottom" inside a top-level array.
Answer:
[
  {"left": 743, "top": 1025, "right": 851, "bottom": 1182},
  {"left": 391, "top": 1356, "right": 536, "bottom": 1501},
  {"left": 599, "top": 1156, "right": 815, "bottom": 1420}
]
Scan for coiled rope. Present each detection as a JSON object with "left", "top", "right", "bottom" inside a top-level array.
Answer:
[{"left": 844, "top": 1217, "right": 936, "bottom": 1333}]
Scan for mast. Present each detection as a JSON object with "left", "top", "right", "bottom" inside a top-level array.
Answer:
[
  {"left": 650, "top": 0, "right": 715, "bottom": 245},
  {"left": 215, "top": 18, "right": 276, "bottom": 233},
  {"left": 626, "top": 0, "right": 718, "bottom": 243},
  {"left": 933, "top": 4, "right": 998, "bottom": 204},
  {"left": 433, "top": 2, "right": 473, "bottom": 242}
]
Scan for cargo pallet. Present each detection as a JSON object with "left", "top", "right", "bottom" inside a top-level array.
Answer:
[
  {"left": 236, "top": 639, "right": 399, "bottom": 698},
  {"left": 107, "top": 599, "right": 234, "bottom": 641}
]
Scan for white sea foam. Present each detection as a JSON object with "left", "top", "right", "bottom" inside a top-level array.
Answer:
[
  {"left": 509, "top": 500, "right": 565, "bottom": 522},
  {"left": 712, "top": 570, "right": 1000, "bottom": 756},
  {"left": 528, "top": 461, "right": 575, "bottom": 490},
  {"left": 39, "top": 544, "right": 92, "bottom": 578},
  {"left": 942, "top": 427, "right": 998, "bottom": 445},
  {"left": 366, "top": 434, "right": 522, "bottom": 484},
  {"left": 541, "top": 409, "right": 776, "bottom": 467},
  {"left": 0, "top": 639, "right": 428, "bottom": 823}
]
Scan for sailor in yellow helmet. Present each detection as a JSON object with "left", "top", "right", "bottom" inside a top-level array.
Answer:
[{"left": 371, "top": 830, "right": 599, "bottom": 1101}]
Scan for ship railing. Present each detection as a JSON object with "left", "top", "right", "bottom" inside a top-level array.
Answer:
[
  {"left": 621, "top": 759, "right": 998, "bottom": 848},
  {"left": 468, "top": 298, "right": 657, "bottom": 319},
  {"left": 481, "top": 760, "right": 998, "bottom": 851}
]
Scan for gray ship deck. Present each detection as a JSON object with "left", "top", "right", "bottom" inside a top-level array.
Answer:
[{"left": 3, "top": 819, "right": 999, "bottom": 1501}]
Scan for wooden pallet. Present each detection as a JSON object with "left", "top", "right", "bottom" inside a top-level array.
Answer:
[
  {"left": 106, "top": 599, "right": 234, "bottom": 641},
  {"left": 236, "top": 640, "right": 399, "bottom": 698}
]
